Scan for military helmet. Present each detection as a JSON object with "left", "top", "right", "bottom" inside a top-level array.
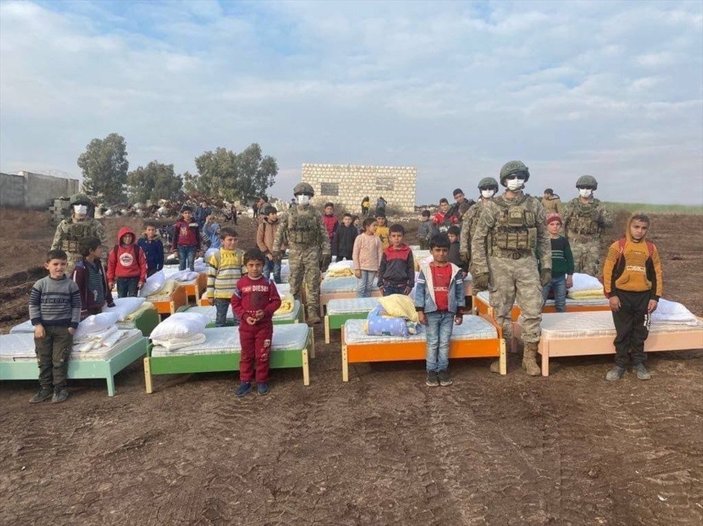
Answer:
[
  {"left": 576, "top": 175, "right": 598, "bottom": 190},
  {"left": 478, "top": 177, "right": 499, "bottom": 190},
  {"left": 499, "top": 160, "right": 530, "bottom": 185},
  {"left": 293, "top": 182, "right": 315, "bottom": 196},
  {"left": 69, "top": 193, "right": 93, "bottom": 206}
]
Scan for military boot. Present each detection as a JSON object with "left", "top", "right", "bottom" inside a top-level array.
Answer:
[
  {"left": 307, "top": 311, "right": 322, "bottom": 325},
  {"left": 522, "top": 342, "right": 541, "bottom": 376},
  {"left": 489, "top": 360, "right": 501, "bottom": 374}
]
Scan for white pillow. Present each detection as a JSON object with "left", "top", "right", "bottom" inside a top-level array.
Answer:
[
  {"left": 168, "top": 270, "right": 199, "bottom": 282},
  {"left": 140, "top": 270, "right": 166, "bottom": 297},
  {"left": 570, "top": 272, "right": 603, "bottom": 292},
  {"left": 75, "top": 311, "right": 120, "bottom": 339},
  {"left": 103, "top": 297, "right": 145, "bottom": 321},
  {"left": 150, "top": 312, "right": 210, "bottom": 341}
]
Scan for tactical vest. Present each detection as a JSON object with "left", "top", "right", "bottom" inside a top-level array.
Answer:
[
  {"left": 491, "top": 196, "right": 537, "bottom": 254},
  {"left": 567, "top": 200, "right": 600, "bottom": 236},
  {"left": 58, "top": 220, "right": 100, "bottom": 254},
  {"left": 288, "top": 207, "right": 320, "bottom": 246}
]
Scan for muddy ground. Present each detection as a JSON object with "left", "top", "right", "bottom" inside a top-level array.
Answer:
[{"left": 1, "top": 207, "right": 702, "bottom": 525}]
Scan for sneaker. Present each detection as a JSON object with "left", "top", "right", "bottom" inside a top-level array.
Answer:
[
  {"left": 29, "top": 387, "right": 53, "bottom": 404},
  {"left": 236, "top": 382, "right": 252, "bottom": 397},
  {"left": 425, "top": 371, "right": 439, "bottom": 387},
  {"left": 438, "top": 370, "right": 453, "bottom": 386},
  {"left": 605, "top": 366, "right": 626, "bottom": 381},
  {"left": 51, "top": 388, "right": 70, "bottom": 403},
  {"left": 257, "top": 382, "right": 270, "bottom": 395},
  {"left": 633, "top": 363, "right": 652, "bottom": 381}
]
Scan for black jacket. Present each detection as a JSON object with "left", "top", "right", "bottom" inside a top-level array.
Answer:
[{"left": 332, "top": 224, "right": 358, "bottom": 260}]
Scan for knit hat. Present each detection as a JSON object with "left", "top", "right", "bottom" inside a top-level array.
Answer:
[{"left": 546, "top": 212, "right": 562, "bottom": 225}]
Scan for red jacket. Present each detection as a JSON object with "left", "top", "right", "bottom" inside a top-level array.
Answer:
[
  {"left": 322, "top": 214, "right": 339, "bottom": 241},
  {"left": 231, "top": 275, "right": 282, "bottom": 325},
  {"left": 107, "top": 227, "right": 148, "bottom": 282},
  {"left": 173, "top": 219, "right": 201, "bottom": 248}
]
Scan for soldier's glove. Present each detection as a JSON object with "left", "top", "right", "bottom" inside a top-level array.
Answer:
[
  {"left": 320, "top": 254, "right": 332, "bottom": 273},
  {"left": 540, "top": 268, "right": 552, "bottom": 287},
  {"left": 472, "top": 272, "right": 490, "bottom": 292},
  {"left": 272, "top": 251, "right": 282, "bottom": 262}
]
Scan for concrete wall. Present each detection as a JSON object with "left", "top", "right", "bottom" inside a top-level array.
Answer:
[
  {"left": 301, "top": 164, "right": 416, "bottom": 213},
  {"left": 0, "top": 171, "right": 79, "bottom": 209}
]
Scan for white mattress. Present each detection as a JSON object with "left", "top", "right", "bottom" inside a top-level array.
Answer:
[
  {"left": 540, "top": 311, "right": 703, "bottom": 339},
  {"left": 12, "top": 318, "right": 140, "bottom": 334},
  {"left": 185, "top": 301, "right": 301, "bottom": 323},
  {"left": 476, "top": 290, "right": 609, "bottom": 307},
  {"left": 343, "top": 315, "right": 498, "bottom": 345},
  {"left": 327, "top": 298, "right": 380, "bottom": 315},
  {"left": 0, "top": 329, "right": 144, "bottom": 362},
  {"left": 151, "top": 324, "right": 310, "bottom": 357},
  {"left": 321, "top": 276, "right": 379, "bottom": 294}
]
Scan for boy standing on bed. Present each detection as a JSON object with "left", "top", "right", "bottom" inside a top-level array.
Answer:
[
  {"left": 602, "top": 213, "right": 662, "bottom": 381},
  {"left": 231, "top": 249, "right": 282, "bottom": 397},
  {"left": 415, "top": 233, "right": 465, "bottom": 387}
]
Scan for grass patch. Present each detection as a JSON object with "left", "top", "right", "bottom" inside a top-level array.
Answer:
[{"left": 605, "top": 202, "right": 703, "bottom": 215}]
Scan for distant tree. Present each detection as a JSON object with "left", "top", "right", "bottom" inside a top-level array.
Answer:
[
  {"left": 126, "top": 161, "right": 183, "bottom": 204},
  {"left": 186, "top": 143, "right": 277, "bottom": 202},
  {"left": 77, "top": 133, "right": 129, "bottom": 203}
]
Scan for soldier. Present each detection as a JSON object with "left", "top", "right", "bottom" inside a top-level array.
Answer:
[
  {"left": 272, "top": 182, "right": 331, "bottom": 324},
  {"left": 563, "top": 175, "right": 613, "bottom": 276},
  {"left": 51, "top": 193, "right": 106, "bottom": 271},
  {"left": 459, "top": 177, "right": 499, "bottom": 269},
  {"left": 471, "top": 161, "right": 551, "bottom": 376}
]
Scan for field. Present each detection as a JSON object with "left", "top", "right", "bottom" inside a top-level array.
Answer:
[{"left": 1, "top": 207, "right": 702, "bottom": 525}]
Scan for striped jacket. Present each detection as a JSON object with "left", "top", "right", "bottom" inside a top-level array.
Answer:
[
  {"left": 207, "top": 248, "right": 245, "bottom": 300},
  {"left": 29, "top": 275, "right": 81, "bottom": 328}
]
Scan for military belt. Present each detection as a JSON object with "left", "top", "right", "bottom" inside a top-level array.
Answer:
[{"left": 495, "top": 250, "right": 530, "bottom": 260}]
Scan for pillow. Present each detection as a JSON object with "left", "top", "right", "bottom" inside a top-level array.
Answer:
[
  {"left": 378, "top": 294, "right": 419, "bottom": 323},
  {"left": 75, "top": 311, "right": 120, "bottom": 339},
  {"left": 570, "top": 272, "right": 603, "bottom": 292},
  {"left": 168, "top": 270, "right": 199, "bottom": 282},
  {"left": 103, "top": 297, "right": 146, "bottom": 321},
  {"left": 140, "top": 270, "right": 166, "bottom": 297},
  {"left": 150, "top": 312, "right": 210, "bottom": 341}
]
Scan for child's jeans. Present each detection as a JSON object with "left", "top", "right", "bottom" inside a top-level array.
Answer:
[
  {"left": 357, "top": 270, "right": 377, "bottom": 298},
  {"left": 542, "top": 274, "right": 567, "bottom": 313},
  {"left": 425, "top": 311, "right": 454, "bottom": 373},
  {"left": 178, "top": 246, "right": 196, "bottom": 271},
  {"left": 116, "top": 277, "right": 139, "bottom": 298},
  {"left": 263, "top": 258, "right": 282, "bottom": 284},
  {"left": 214, "top": 299, "right": 235, "bottom": 327}
]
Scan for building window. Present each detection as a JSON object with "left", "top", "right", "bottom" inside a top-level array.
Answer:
[
  {"left": 376, "top": 177, "right": 395, "bottom": 191},
  {"left": 320, "top": 182, "right": 339, "bottom": 196}
]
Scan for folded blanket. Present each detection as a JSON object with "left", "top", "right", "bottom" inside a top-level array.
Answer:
[
  {"left": 568, "top": 289, "right": 605, "bottom": 299},
  {"left": 151, "top": 333, "right": 207, "bottom": 351},
  {"left": 326, "top": 267, "right": 354, "bottom": 277},
  {"left": 275, "top": 294, "right": 295, "bottom": 315},
  {"left": 378, "top": 294, "right": 419, "bottom": 323},
  {"left": 74, "top": 325, "right": 121, "bottom": 352}
]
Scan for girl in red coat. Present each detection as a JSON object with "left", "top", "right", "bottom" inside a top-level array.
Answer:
[{"left": 107, "top": 227, "right": 147, "bottom": 297}]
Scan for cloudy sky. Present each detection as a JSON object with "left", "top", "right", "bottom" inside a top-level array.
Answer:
[{"left": 1, "top": 0, "right": 702, "bottom": 205}]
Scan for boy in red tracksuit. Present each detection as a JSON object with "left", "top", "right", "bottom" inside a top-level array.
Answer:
[
  {"left": 107, "top": 226, "right": 147, "bottom": 298},
  {"left": 231, "top": 248, "right": 282, "bottom": 397}
]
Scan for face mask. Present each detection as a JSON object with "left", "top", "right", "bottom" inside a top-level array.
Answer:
[
  {"left": 296, "top": 194, "right": 310, "bottom": 206},
  {"left": 73, "top": 204, "right": 88, "bottom": 216},
  {"left": 481, "top": 189, "right": 495, "bottom": 199},
  {"left": 579, "top": 188, "right": 593, "bottom": 198},
  {"left": 506, "top": 178, "right": 524, "bottom": 191}
]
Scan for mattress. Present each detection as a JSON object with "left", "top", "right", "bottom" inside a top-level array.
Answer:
[
  {"left": 0, "top": 329, "right": 144, "bottom": 362},
  {"left": 327, "top": 297, "right": 380, "bottom": 315},
  {"left": 185, "top": 301, "right": 302, "bottom": 323},
  {"left": 476, "top": 290, "right": 609, "bottom": 307},
  {"left": 540, "top": 311, "right": 703, "bottom": 339},
  {"left": 151, "top": 324, "right": 310, "bottom": 357},
  {"left": 343, "top": 315, "right": 497, "bottom": 345},
  {"left": 321, "top": 276, "right": 379, "bottom": 294}
]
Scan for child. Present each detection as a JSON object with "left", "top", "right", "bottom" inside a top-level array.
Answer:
[
  {"left": 207, "top": 227, "right": 245, "bottom": 327},
  {"left": 203, "top": 214, "right": 222, "bottom": 250},
  {"left": 332, "top": 213, "right": 358, "bottom": 261},
  {"left": 231, "top": 249, "right": 282, "bottom": 397},
  {"left": 353, "top": 215, "right": 362, "bottom": 234},
  {"left": 415, "top": 234, "right": 465, "bottom": 387},
  {"left": 72, "top": 237, "right": 115, "bottom": 318},
  {"left": 602, "top": 213, "right": 663, "bottom": 381},
  {"left": 375, "top": 214, "right": 390, "bottom": 249},
  {"left": 378, "top": 224, "right": 415, "bottom": 295},
  {"left": 173, "top": 206, "right": 201, "bottom": 271},
  {"left": 352, "top": 217, "right": 384, "bottom": 297},
  {"left": 417, "top": 210, "right": 432, "bottom": 250},
  {"left": 138, "top": 222, "right": 164, "bottom": 277},
  {"left": 28, "top": 249, "right": 81, "bottom": 403},
  {"left": 322, "top": 202, "right": 339, "bottom": 243},
  {"left": 447, "top": 225, "right": 462, "bottom": 268},
  {"left": 256, "top": 206, "right": 282, "bottom": 283},
  {"left": 107, "top": 227, "right": 147, "bottom": 298},
  {"left": 431, "top": 198, "right": 457, "bottom": 235},
  {"left": 542, "top": 213, "right": 574, "bottom": 313}
]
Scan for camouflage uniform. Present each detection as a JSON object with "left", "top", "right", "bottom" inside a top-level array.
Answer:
[
  {"left": 273, "top": 204, "right": 330, "bottom": 322},
  {"left": 51, "top": 217, "right": 106, "bottom": 270},
  {"left": 563, "top": 198, "right": 612, "bottom": 276}
]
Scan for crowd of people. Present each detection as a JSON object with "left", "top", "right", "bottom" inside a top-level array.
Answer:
[{"left": 27, "top": 161, "right": 663, "bottom": 402}]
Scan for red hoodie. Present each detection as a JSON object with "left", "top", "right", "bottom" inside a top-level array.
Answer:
[
  {"left": 322, "top": 214, "right": 339, "bottom": 241},
  {"left": 107, "top": 227, "right": 148, "bottom": 282}
]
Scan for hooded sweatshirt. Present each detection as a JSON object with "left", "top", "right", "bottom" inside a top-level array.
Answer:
[
  {"left": 322, "top": 213, "right": 339, "bottom": 242},
  {"left": 378, "top": 243, "right": 415, "bottom": 289},
  {"left": 602, "top": 215, "right": 662, "bottom": 300},
  {"left": 107, "top": 227, "right": 148, "bottom": 282}
]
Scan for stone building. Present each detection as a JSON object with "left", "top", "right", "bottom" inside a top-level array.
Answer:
[{"left": 301, "top": 164, "right": 416, "bottom": 213}]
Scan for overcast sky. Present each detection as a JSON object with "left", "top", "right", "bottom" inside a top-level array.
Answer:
[{"left": 1, "top": 0, "right": 702, "bottom": 205}]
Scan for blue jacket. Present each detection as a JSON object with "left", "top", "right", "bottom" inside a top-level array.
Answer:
[
  {"left": 137, "top": 237, "right": 164, "bottom": 272},
  {"left": 414, "top": 261, "right": 465, "bottom": 314}
]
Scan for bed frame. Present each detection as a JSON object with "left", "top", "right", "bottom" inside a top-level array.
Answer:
[
  {"left": 473, "top": 292, "right": 609, "bottom": 321},
  {"left": 0, "top": 334, "right": 148, "bottom": 396},
  {"left": 341, "top": 314, "right": 506, "bottom": 381},
  {"left": 323, "top": 299, "right": 379, "bottom": 344},
  {"left": 148, "top": 285, "right": 189, "bottom": 317},
  {"left": 143, "top": 326, "right": 315, "bottom": 392}
]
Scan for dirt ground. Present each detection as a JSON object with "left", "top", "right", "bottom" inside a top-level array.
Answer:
[{"left": 1, "top": 207, "right": 702, "bottom": 525}]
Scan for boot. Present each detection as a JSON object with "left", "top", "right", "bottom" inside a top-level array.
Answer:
[
  {"left": 522, "top": 342, "right": 541, "bottom": 376},
  {"left": 489, "top": 360, "right": 501, "bottom": 374},
  {"left": 307, "top": 312, "right": 322, "bottom": 325}
]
